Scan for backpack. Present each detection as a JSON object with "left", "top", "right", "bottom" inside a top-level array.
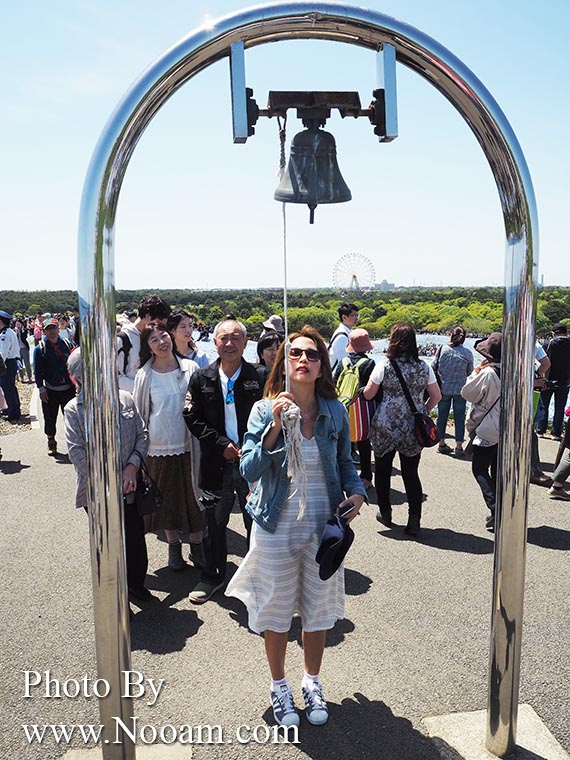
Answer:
[
  {"left": 39, "top": 337, "right": 74, "bottom": 357},
  {"left": 336, "top": 356, "right": 367, "bottom": 408},
  {"left": 117, "top": 331, "right": 132, "bottom": 374}
]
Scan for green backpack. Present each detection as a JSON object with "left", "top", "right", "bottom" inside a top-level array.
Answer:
[{"left": 336, "top": 356, "right": 367, "bottom": 408}]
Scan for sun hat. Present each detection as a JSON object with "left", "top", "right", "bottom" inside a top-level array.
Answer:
[
  {"left": 346, "top": 328, "right": 374, "bottom": 354},
  {"left": 474, "top": 332, "right": 502, "bottom": 362},
  {"left": 315, "top": 515, "right": 355, "bottom": 581},
  {"left": 262, "top": 315, "right": 284, "bottom": 333}
]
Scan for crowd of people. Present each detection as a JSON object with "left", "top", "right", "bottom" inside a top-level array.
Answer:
[{"left": 1, "top": 295, "right": 569, "bottom": 729}]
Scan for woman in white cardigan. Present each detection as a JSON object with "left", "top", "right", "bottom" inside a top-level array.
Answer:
[{"left": 133, "top": 324, "right": 204, "bottom": 571}]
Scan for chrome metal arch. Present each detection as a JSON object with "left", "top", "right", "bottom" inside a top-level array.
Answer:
[{"left": 78, "top": 4, "right": 537, "bottom": 758}]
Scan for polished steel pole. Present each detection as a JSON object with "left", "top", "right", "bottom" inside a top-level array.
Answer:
[
  {"left": 487, "top": 233, "right": 537, "bottom": 754},
  {"left": 77, "top": 4, "right": 537, "bottom": 756},
  {"left": 78, "top": 161, "right": 135, "bottom": 757}
]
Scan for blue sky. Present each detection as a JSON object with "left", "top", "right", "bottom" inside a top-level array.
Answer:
[{"left": 2, "top": 0, "right": 568, "bottom": 292}]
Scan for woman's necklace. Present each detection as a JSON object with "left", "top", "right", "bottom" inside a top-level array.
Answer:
[{"left": 298, "top": 403, "right": 318, "bottom": 423}]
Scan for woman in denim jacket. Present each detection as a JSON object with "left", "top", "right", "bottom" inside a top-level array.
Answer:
[{"left": 226, "top": 326, "right": 366, "bottom": 730}]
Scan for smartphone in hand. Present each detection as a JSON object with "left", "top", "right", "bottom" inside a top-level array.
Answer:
[{"left": 338, "top": 502, "right": 357, "bottom": 519}]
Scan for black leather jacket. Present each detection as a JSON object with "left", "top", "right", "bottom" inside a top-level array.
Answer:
[{"left": 184, "top": 359, "right": 263, "bottom": 490}]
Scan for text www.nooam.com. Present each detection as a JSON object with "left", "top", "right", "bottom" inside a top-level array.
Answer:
[{"left": 22, "top": 719, "right": 299, "bottom": 746}]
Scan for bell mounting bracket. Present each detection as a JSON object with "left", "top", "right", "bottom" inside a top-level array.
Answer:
[{"left": 230, "top": 41, "right": 398, "bottom": 142}]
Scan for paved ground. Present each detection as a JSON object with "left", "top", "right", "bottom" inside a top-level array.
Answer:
[{"left": 1, "top": 420, "right": 569, "bottom": 760}]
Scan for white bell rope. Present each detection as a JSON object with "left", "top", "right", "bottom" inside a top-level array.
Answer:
[{"left": 280, "top": 195, "right": 307, "bottom": 520}]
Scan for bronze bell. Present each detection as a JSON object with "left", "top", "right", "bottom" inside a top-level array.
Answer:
[{"left": 274, "top": 122, "right": 352, "bottom": 223}]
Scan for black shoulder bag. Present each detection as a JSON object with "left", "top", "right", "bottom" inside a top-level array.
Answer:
[
  {"left": 131, "top": 452, "right": 161, "bottom": 516},
  {"left": 389, "top": 358, "right": 440, "bottom": 448}
]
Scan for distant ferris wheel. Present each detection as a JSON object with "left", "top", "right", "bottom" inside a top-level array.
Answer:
[{"left": 332, "top": 253, "right": 376, "bottom": 293}]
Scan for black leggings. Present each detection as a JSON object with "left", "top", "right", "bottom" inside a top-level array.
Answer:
[
  {"left": 357, "top": 439, "right": 373, "bottom": 482},
  {"left": 471, "top": 444, "right": 498, "bottom": 512},
  {"left": 374, "top": 449, "right": 422, "bottom": 515}
]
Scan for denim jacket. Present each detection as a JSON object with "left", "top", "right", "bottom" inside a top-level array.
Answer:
[{"left": 240, "top": 395, "right": 366, "bottom": 534}]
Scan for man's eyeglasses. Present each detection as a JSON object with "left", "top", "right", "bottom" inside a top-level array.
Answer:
[
  {"left": 288, "top": 347, "right": 321, "bottom": 362},
  {"left": 226, "top": 378, "right": 235, "bottom": 404}
]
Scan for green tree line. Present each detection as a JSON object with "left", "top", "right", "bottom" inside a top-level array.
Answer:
[{"left": 1, "top": 286, "right": 569, "bottom": 339}]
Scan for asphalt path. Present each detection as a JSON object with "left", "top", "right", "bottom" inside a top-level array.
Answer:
[{"left": 1, "top": 423, "right": 568, "bottom": 759}]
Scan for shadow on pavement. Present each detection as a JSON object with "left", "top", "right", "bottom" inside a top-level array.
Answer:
[
  {"left": 226, "top": 526, "right": 248, "bottom": 559},
  {"left": 527, "top": 525, "right": 570, "bottom": 551},
  {"left": 146, "top": 564, "right": 203, "bottom": 607},
  {"left": 0, "top": 459, "right": 31, "bottom": 475},
  {"left": 261, "top": 692, "right": 464, "bottom": 760},
  {"left": 130, "top": 603, "right": 203, "bottom": 654},
  {"left": 388, "top": 488, "right": 408, "bottom": 506},
  {"left": 288, "top": 617, "right": 356, "bottom": 648},
  {"left": 378, "top": 526, "right": 494, "bottom": 554},
  {"left": 345, "top": 568, "right": 373, "bottom": 596}
]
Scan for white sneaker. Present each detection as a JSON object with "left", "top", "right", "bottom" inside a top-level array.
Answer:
[
  {"left": 270, "top": 683, "right": 300, "bottom": 727},
  {"left": 188, "top": 580, "right": 224, "bottom": 604},
  {"left": 302, "top": 679, "right": 329, "bottom": 725}
]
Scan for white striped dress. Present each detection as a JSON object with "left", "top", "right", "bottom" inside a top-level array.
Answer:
[{"left": 226, "top": 436, "right": 345, "bottom": 634}]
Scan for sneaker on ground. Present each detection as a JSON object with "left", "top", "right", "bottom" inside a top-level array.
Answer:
[
  {"left": 47, "top": 437, "right": 57, "bottom": 455},
  {"left": 188, "top": 580, "right": 224, "bottom": 604},
  {"left": 437, "top": 444, "right": 453, "bottom": 455},
  {"left": 530, "top": 473, "right": 551, "bottom": 486},
  {"left": 302, "top": 679, "right": 329, "bottom": 725},
  {"left": 270, "top": 684, "right": 300, "bottom": 727},
  {"left": 548, "top": 486, "right": 570, "bottom": 501},
  {"left": 551, "top": 435, "right": 563, "bottom": 442}
]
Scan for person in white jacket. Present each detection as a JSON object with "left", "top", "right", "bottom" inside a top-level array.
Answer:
[
  {"left": 461, "top": 333, "right": 502, "bottom": 532},
  {"left": 117, "top": 294, "right": 171, "bottom": 393},
  {"left": 328, "top": 302, "right": 359, "bottom": 372},
  {"left": 0, "top": 311, "right": 21, "bottom": 421}
]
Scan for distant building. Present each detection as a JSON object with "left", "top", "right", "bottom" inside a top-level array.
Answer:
[{"left": 375, "top": 279, "right": 395, "bottom": 291}]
